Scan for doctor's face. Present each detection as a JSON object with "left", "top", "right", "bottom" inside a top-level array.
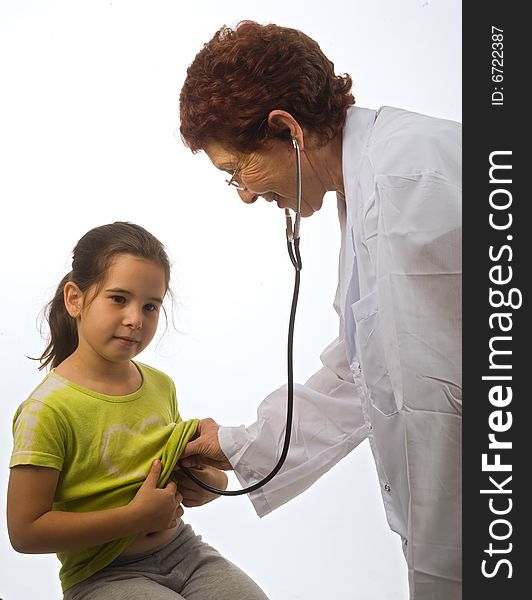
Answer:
[{"left": 204, "top": 139, "right": 326, "bottom": 217}]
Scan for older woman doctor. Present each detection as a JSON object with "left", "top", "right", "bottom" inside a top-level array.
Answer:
[{"left": 178, "top": 21, "right": 462, "bottom": 600}]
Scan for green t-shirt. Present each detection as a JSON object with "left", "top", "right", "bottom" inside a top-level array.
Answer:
[{"left": 10, "top": 362, "right": 198, "bottom": 592}]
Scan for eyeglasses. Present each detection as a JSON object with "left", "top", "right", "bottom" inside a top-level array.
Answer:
[{"left": 225, "top": 164, "right": 247, "bottom": 191}]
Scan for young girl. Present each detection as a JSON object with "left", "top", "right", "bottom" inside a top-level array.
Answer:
[{"left": 7, "top": 222, "right": 269, "bottom": 600}]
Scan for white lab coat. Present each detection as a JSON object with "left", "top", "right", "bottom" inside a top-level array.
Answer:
[{"left": 219, "top": 106, "right": 462, "bottom": 599}]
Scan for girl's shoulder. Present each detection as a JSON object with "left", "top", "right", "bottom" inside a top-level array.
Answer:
[
  {"left": 25, "top": 370, "right": 74, "bottom": 408},
  {"left": 15, "top": 369, "right": 101, "bottom": 422},
  {"left": 12, "top": 372, "right": 73, "bottom": 436},
  {"left": 134, "top": 361, "right": 176, "bottom": 390}
]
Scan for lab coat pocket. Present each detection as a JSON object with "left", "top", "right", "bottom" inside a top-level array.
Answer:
[
  {"left": 374, "top": 171, "right": 462, "bottom": 414},
  {"left": 351, "top": 291, "right": 398, "bottom": 416},
  {"left": 374, "top": 171, "right": 461, "bottom": 277},
  {"left": 384, "top": 272, "right": 462, "bottom": 414}
]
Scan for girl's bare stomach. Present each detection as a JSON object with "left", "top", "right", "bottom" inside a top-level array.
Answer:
[{"left": 121, "top": 518, "right": 181, "bottom": 556}]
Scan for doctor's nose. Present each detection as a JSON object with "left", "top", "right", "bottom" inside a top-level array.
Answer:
[{"left": 237, "top": 188, "right": 259, "bottom": 204}]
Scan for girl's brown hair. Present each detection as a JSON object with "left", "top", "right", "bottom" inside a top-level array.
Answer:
[
  {"left": 179, "top": 21, "right": 354, "bottom": 153},
  {"left": 38, "top": 221, "right": 171, "bottom": 370}
]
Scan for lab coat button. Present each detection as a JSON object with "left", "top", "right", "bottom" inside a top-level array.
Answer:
[{"left": 384, "top": 484, "right": 391, "bottom": 492}]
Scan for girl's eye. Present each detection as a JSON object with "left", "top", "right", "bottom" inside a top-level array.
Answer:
[
  {"left": 111, "top": 295, "right": 126, "bottom": 304},
  {"left": 144, "top": 304, "right": 159, "bottom": 312}
]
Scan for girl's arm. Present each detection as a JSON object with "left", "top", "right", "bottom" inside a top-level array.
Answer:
[{"left": 7, "top": 459, "right": 182, "bottom": 554}]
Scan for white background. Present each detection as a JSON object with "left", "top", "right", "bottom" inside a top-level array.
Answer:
[{"left": 0, "top": 1, "right": 461, "bottom": 598}]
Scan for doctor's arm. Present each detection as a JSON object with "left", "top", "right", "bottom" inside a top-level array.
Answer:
[{"left": 181, "top": 334, "right": 368, "bottom": 517}]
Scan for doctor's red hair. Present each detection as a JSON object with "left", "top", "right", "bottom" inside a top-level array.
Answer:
[{"left": 179, "top": 21, "right": 354, "bottom": 153}]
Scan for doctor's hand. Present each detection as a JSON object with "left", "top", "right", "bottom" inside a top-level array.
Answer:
[
  {"left": 179, "top": 418, "right": 232, "bottom": 471},
  {"left": 173, "top": 465, "right": 228, "bottom": 507}
]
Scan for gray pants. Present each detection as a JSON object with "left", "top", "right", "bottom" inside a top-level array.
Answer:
[{"left": 64, "top": 522, "right": 269, "bottom": 600}]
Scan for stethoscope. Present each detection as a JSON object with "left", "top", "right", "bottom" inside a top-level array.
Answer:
[{"left": 182, "top": 138, "right": 303, "bottom": 495}]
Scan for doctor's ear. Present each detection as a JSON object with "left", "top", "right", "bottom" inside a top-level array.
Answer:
[
  {"left": 63, "top": 282, "right": 84, "bottom": 318},
  {"left": 267, "top": 110, "right": 304, "bottom": 151}
]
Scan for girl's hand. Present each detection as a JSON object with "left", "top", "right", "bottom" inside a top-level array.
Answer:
[
  {"left": 129, "top": 460, "right": 183, "bottom": 532},
  {"left": 173, "top": 465, "right": 228, "bottom": 507}
]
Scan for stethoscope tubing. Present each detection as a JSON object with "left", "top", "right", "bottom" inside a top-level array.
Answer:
[{"left": 181, "top": 139, "right": 303, "bottom": 495}]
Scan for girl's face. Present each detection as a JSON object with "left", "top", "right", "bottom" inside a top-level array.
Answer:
[{"left": 74, "top": 254, "right": 166, "bottom": 367}]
